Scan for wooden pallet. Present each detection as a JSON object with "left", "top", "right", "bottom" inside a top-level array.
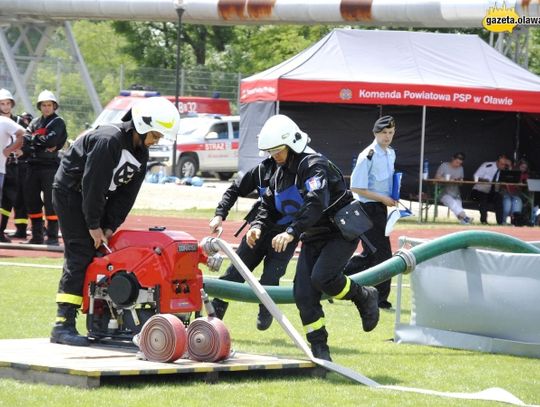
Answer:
[{"left": 0, "top": 338, "right": 314, "bottom": 388}]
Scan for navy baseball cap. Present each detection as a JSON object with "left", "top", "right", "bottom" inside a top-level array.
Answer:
[{"left": 373, "top": 115, "right": 395, "bottom": 133}]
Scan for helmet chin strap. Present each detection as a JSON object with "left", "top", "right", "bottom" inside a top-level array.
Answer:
[{"left": 139, "top": 132, "right": 148, "bottom": 144}]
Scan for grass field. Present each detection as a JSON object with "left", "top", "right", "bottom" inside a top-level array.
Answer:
[{"left": 1, "top": 255, "right": 539, "bottom": 407}]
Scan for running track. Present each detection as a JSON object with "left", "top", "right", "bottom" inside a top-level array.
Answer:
[{"left": 1, "top": 214, "right": 539, "bottom": 259}]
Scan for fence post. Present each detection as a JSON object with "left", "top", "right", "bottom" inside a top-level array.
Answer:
[
  {"left": 180, "top": 68, "right": 185, "bottom": 96},
  {"left": 119, "top": 64, "right": 124, "bottom": 91},
  {"left": 56, "top": 58, "right": 61, "bottom": 100}
]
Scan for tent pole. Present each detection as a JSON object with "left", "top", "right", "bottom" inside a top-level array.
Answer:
[
  {"left": 418, "top": 106, "right": 427, "bottom": 222},
  {"left": 173, "top": 6, "right": 184, "bottom": 173},
  {"left": 514, "top": 112, "right": 521, "bottom": 162}
]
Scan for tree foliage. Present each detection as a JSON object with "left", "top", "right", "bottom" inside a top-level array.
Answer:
[
  {"left": 112, "top": 22, "right": 235, "bottom": 67},
  {"left": 111, "top": 22, "right": 335, "bottom": 75}
]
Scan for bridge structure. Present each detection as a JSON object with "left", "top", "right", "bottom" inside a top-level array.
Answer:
[{"left": 0, "top": 0, "right": 538, "bottom": 114}]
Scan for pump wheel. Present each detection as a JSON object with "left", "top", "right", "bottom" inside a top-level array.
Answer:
[
  {"left": 187, "top": 317, "right": 231, "bottom": 362},
  {"left": 139, "top": 314, "right": 187, "bottom": 363}
]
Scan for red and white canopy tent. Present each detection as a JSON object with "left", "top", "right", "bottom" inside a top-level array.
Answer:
[{"left": 238, "top": 28, "right": 540, "bottom": 210}]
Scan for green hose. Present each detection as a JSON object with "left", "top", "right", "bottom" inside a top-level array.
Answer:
[{"left": 203, "top": 230, "right": 540, "bottom": 304}]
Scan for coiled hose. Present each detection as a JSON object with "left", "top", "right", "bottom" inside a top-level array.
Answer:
[{"left": 203, "top": 230, "right": 540, "bottom": 304}]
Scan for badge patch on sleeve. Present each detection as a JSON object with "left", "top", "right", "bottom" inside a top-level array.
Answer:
[{"left": 305, "top": 175, "right": 323, "bottom": 192}]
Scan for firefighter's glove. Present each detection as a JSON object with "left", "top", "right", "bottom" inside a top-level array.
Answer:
[{"left": 33, "top": 128, "right": 47, "bottom": 136}]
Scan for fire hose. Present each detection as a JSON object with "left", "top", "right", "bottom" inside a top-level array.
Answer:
[
  {"left": 202, "top": 230, "right": 540, "bottom": 303},
  {"left": 200, "top": 230, "right": 539, "bottom": 405},
  {"left": 138, "top": 314, "right": 187, "bottom": 363}
]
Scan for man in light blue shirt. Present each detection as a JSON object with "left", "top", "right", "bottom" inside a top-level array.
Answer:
[{"left": 344, "top": 115, "right": 397, "bottom": 309}]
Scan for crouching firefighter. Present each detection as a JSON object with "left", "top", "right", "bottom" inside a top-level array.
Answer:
[
  {"left": 50, "top": 97, "right": 180, "bottom": 346},
  {"left": 209, "top": 155, "right": 299, "bottom": 331},
  {"left": 246, "top": 114, "right": 380, "bottom": 365}
]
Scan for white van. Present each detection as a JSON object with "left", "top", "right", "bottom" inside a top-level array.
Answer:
[{"left": 149, "top": 115, "right": 239, "bottom": 181}]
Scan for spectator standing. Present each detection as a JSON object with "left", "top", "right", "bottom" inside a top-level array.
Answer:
[
  {"left": 10, "top": 112, "right": 33, "bottom": 239},
  {"left": 471, "top": 154, "right": 511, "bottom": 225},
  {"left": 50, "top": 97, "right": 180, "bottom": 346},
  {"left": 0, "top": 89, "right": 28, "bottom": 242},
  {"left": 342, "top": 115, "right": 398, "bottom": 309},
  {"left": 22, "top": 90, "right": 67, "bottom": 245},
  {"left": 209, "top": 157, "right": 299, "bottom": 331},
  {"left": 434, "top": 152, "right": 472, "bottom": 224},
  {"left": 0, "top": 116, "right": 25, "bottom": 209}
]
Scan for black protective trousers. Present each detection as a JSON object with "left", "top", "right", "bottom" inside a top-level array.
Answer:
[
  {"left": 25, "top": 165, "right": 57, "bottom": 217},
  {"left": 342, "top": 201, "right": 393, "bottom": 303},
  {"left": 1, "top": 162, "right": 18, "bottom": 213},
  {"left": 52, "top": 185, "right": 96, "bottom": 299},
  {"left": 0, "top": 162, "right": 28, "bottom": 222},
  {"left": 294, "top": 235, "right": 359, "bottom": 326},
  {"left": 219, "top": 228, "right": 297, "bottom": 286}
]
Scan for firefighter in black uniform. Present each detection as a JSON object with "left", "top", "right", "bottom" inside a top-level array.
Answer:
[
  {"left": 50, "top": 96, "right": 180, "bottom": 346},
  {"left": 246, "top": 115, "right": 379, "bottom": 364},
  {"left": 0, "top": 89, "right": 29, "bottom": 242},
  {"left": 209, "top": 156, "right": 299, "bottom": 331},
  {"left": 22, "top": 90, "right": 67, "bottom": 245}
]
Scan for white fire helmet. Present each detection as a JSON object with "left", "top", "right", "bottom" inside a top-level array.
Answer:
[
  {"left": 130, "top": 97, "right": 180, "bottom": 141},
  {"left": 257, "top": 114, "right": 310, "bottom": 154},
  {"left": 37, "top": 90, "right": 58, "bottom": 110},
  {"left": 0, "top": 88, "right": 15, "bottom": 106}
]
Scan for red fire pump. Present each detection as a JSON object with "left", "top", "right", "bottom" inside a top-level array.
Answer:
[{"left": 81, "top": 227, "right": 222, "bottom": 344}]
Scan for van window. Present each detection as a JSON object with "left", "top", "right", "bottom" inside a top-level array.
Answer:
[
  {"left": 232, "top": 121, "right": 240, "bottom": 139},
  {"left": 210, "top": 123, "right": 229, "bottom": 140}
]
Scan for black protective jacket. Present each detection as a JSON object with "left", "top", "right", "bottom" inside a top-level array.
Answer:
[
  {"left": 252, "top": 152, "right": 353, "bottom": 240},
  {"left": 215, "top": 157, "right": 275, "bottom": 220},
  {"left": 23, "top": 113, "right": 67, "bottom": 166},
  {"left": 54, "top": 122, "right": 147, "bottom": 232}
]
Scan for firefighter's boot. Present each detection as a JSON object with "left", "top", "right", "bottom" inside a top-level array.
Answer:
[
  {"left": 24, "top": 218, "right": 44, "bottom": 244},
  {"left": 349, "top": 283, "right": 380, "bottom": 332},
  {"left": 307, "top": 327, "right": 331, "bottom": 378},
  {"left": 256, "top": 304, "right": 273, "bottom": 331},
  {"left": 8, "top": 223, "right": 27, "bottom": 238},
  {"left": 50, "top": 303, "right": 90, "bottom": 347},
  {"left": 0, "top": 215, "right": 11, "bottom": 243},
  {"left": 45, "top": 220, "right": 59, "bottom": 246},
  {"left": 211, "top": 298, "right": 229, "bottom": 320}
]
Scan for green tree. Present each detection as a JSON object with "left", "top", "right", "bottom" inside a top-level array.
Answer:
[
  {"left": 208, "top": 25, "right": 334, "bottom": 75},
  {"left": 528, "top": 28, "right": 540, "bottom": 75},
  {"left": 31, "top": 21, "right": 137, "bottom": 137},
  {"left": 112, "top": 22, "right": 235, "bottom": 67}
]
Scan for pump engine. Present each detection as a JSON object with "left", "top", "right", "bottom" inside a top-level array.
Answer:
[{"left": 81, "top": 228, "right": 221, "bottom": 344}]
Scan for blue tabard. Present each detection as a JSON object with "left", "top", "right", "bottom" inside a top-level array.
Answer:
[{"left": 275, "top": 183, "right": 304, "bottom": 225}]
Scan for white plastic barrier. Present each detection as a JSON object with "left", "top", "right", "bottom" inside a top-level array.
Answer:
[{"left": 395, "top": 238, "right": 540, "bottom": 358}]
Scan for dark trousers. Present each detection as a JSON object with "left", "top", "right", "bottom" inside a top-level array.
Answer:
[
  {"left": 294, "top": 235, "right": 359, "bottom": 326},
  {"left": 52, "top": 185, "right": 96, "bottom": 299},
  {"left": 14, "top": 161, "right": 28, "bottom": 220},
  {"left": 0, "top": 162, "right": 28, "bottom": 226},
  {"left": 470, "top": 189, "right": 504, "bottom": 224},
  {"left": 25, "top": 165, "right": 57, "bottom": 218},
  {"left": 1, "top": 162, "right": 17, "bottom": 220},
  {"left": 219, "top": 228, "right": 297, "bottom": 286},
  {"left": 342, "top": 202, "right": 392, "bottom": 303}
]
